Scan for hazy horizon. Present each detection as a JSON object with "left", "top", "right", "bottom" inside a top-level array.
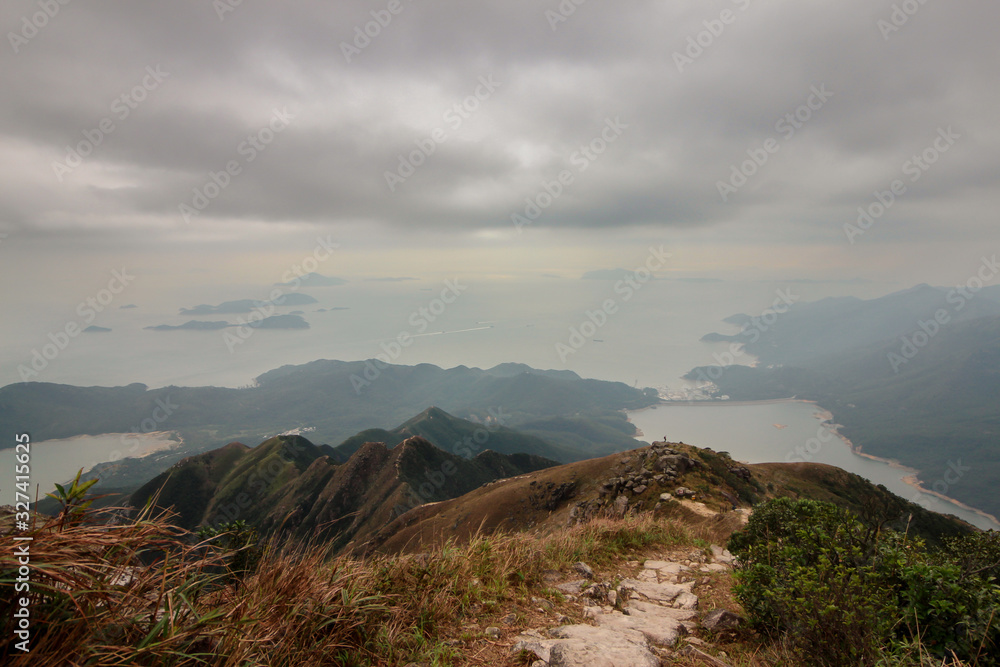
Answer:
[{"left": 0, "top": 270, "right": 933, "bottom": 391}]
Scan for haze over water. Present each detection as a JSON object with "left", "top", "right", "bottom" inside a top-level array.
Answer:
[{"left": 0, "top": 276, "right": 890, "bottom": 391}]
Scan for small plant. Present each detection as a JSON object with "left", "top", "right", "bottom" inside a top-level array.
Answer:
[
  {"left": 45, "top": 468, "right": 99, "bottom": 530},
  {"left": 197, "top": 520, "right": 263, "bottom": 582}
]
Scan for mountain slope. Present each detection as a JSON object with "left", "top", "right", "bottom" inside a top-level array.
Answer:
[
  {"left": 130, "top": 433, "right": 557, "bottom": 552},
  {"left": 334, "top": 406, "right": 580, "bottom": 462},
  {"left": 369, "top": 440, "right": 974, "bottom": 556},
  {"left": 702, "top": 283, "right": 1000, "bottom": 368}
]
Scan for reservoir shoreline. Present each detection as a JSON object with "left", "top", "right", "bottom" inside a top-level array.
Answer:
[{"left": 629, "top": 398, "right": 1000, "bottom": 529}]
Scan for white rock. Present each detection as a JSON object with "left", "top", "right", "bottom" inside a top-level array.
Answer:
[
  {"left": 547, "top": 625, "right": 660, "bottom": 667},
  {"left": 627, "top": 599, "right": 697, "bottom": 622},
  {"left": 556, "top": 579, "right": 589, "bottom": 595},
  {"left": 711, "top": 545, "right": 735, "bottom": 565},
  {"left": 641, "top": 560, "right": 671, "bottom": 570},
  {"left": 673, "top": 591, "right": 699, "bottom": 610},
  {"left": 619, "top": 578, "right": 693, "bottom": 604},
  {"left": 591, "top": 602, "right": 691, "bottom": 646}
]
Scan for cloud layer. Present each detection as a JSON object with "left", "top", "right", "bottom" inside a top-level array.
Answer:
[{"left": 2, "top": 0, "right": 998, "bottom": 252}]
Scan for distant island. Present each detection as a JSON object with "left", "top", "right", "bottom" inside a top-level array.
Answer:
[
  {"left": 83, "top": 325, "right": 112, "bottom": 333},
  {"left": 146, "top": 314, "right": 310, "bottom": 331},
  {"left": 146, "top": 320, "right": 230, "bottom": 331},
  {"left": 180, "top": 293, "right": 317, "bottom": 315},
  {"left": 274, "top": 272, "right": 347, "bottom": 287},
  {"left": 252, "top": 314, "right": 309, "bottom": 329}
]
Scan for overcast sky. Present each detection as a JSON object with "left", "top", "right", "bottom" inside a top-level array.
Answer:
[{"left": 1, "top": 0, "right": 998, "bottom": 288}]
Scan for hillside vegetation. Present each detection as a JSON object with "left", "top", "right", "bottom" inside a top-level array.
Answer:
[
  {"left": 2, "top": 439, "right": 995, "bottom": 666},
  {"left": 129, "top": 432, "right": 556, "bottom": 553}
]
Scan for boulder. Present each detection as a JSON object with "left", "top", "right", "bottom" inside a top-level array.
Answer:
[
  {"left": 710, "top": 545, "right": 734, "bottom": 565},
  {"left": 702, "top": 608, "right": 743, "bottom": 631},
  {"left": 657, "top": 454, "right": 690, "bottom": 474},
  {"left": 548, "top": 625, "right": 660, "bottom": 667},
  {"left": 556, "top": 579, "right": 589, "bottom": 595},
  {"left": 618, "top": 578, "right": 692, "bottom": 604}
]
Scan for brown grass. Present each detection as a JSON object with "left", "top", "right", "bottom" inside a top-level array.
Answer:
[
  {"left": 6, "top": 502, "right": 955, "bottom": 666},
  {"left": 1, "top": 505, "right": 709, "bottom": 666}
]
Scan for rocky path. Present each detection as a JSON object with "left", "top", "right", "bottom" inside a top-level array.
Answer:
[{"left": 510, "top": 546, "right": 742, "bottom": 667}]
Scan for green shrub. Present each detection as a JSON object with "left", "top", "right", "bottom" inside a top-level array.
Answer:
[
  {"left": 728, "top": 498, "right": 999, "bottom": 666},
  {"left": 728, "top": 498, "right": 893, "bottom": 665},
  {"left": 197, "top": 520, "right": 263, "bottom": 582},
  {"left": 879, "top": 530, "right": 1000, "bottom": 663}
]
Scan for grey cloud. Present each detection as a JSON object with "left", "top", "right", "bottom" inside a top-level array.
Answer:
[{"left": 0, "top": 0, "right": 997, "bottom": 245}]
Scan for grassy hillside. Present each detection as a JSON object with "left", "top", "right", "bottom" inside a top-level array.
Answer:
[
  {"left": 372, "top": 441, "right": 972, "bottom": 556},
  {"left": 130, "top": 432, "right": 557, "bottom": 552}
]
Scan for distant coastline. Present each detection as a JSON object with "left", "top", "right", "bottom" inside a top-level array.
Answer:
[{"left": 806, "top": 403, "right": 1000, "bottom": 527}]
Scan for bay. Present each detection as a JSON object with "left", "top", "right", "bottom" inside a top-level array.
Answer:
[{"left": 1, "top": 432, "right": 180, "bottom": 501}]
